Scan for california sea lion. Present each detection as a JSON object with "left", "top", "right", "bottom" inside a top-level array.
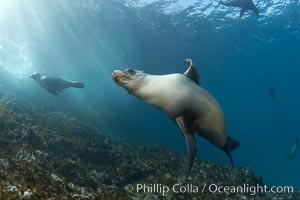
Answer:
[
  {"left": 31, "top": 73, "right": 84, "bottom": 95},
  {"left": 112, "top": 59, "right": 239, "bottom": 173},
  {"left": 288, "top": 136, "right": 299, "bottom": 160},
  {"left": 219, "top": 0, "right": 259, "bottom": 18}
]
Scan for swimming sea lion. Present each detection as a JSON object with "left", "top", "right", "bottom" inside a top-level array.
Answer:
[
  {"left": 31, "top": 73, "right": 84, "bottom": 95},
  {"left": 288, "top": 136, "right": 299, "bottom": 160},
  {"left": 219, "top": 0, "right": 259, "bottom": 18},
  {"left": 112, "top": 59, "right": 239, "bottom": 173}
]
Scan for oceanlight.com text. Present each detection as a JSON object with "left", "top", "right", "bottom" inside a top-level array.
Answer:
[{"left": 124, "top": 183, "right": 294, "bottom": 196}]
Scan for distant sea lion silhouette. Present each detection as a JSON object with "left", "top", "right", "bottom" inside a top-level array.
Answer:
[
  {"left": 31, "top": 73, "right": 84, "bottom": 95},
  {"left": 269, "top": 77, "right": 276, "bottom": 102},
  {"left": 112, "top": 59, "right": 239, "bottom": 173},
  {"left": 219, "top": 0, "right": 259, "bottom": 18},
  {"left": 288, "top": 136, "right": 299, "bottom": 160}
]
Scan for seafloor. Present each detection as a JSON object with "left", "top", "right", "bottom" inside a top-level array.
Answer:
[{"left": 0, "top": 91, "right": 299, "bottom": 200}]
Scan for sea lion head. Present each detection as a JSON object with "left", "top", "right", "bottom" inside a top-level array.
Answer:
[
  {"left": 112, "top": 68, "right": 146, "bottom": 94},
  {"left": 30, "top": 73, "right": 42, "bottom": 81}
]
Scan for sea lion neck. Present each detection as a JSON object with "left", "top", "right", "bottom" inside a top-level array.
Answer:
[
  {"left": 132, "top": 74, "right": 182, "bottom": 109},
  {"left": 131, "top": 74, "right": 157, "bottom": 100}
]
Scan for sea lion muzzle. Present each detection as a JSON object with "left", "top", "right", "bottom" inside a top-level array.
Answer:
[{"left": 112, "top": 70, "right": 131, "bottom": 85}]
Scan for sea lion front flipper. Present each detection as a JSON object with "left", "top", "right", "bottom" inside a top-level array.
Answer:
[
  {"left": 239, "top": 7, "right": 246, "bottom": 18},
  {"left": 184, "top": 59, "right": 200, "bottom": 84},
  {"left": 175, "top": 116, "right": 197, "bottom": 174},
  {"left": 46, "top": 88, "right": 59, "bottom": 95}
]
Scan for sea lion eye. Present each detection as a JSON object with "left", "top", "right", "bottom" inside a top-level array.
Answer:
[{"left": 126, "top": 69, "right": 135, "bottom": 74}]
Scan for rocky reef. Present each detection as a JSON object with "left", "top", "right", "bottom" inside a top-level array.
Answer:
[{"left": 0, "top": 91, "right": 299, "bottom": 200}]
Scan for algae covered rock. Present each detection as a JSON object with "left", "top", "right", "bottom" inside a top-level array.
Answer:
[{"left": 0, "top": 92, "right": 298, "bottom": 200}]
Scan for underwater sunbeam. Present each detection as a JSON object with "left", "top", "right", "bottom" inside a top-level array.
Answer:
[{"left": 0, "top": 39, "right": 34, "bottom": 80}]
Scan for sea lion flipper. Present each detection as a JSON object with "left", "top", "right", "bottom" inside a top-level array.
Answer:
[
  {"left": 240, "top": 7, "right": 246, "bottom": 18},
  {"left": 252, "top": 6, "right": 259, "bottom": 17},
  {"left": 46, "top": 88, "right": 59, "bottom": 95},
  {"left": 175, "top": 117, "right": 197, "bottom": 174},
  {"left": 71, "top": 82, "right": 84, "bottom": 88},
  {"left": 184, "top": 59, "right": 200, "bottom": 84},
  {"left": 224, "top": 136, "right": 239, "bottom": 167},
  {"left": 185, "top": 134, "right": 197, "bottom": 173}
]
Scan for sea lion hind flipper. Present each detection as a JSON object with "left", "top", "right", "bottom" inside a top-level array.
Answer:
[
  {"left": 184, "top": 59, "right": 200, "bottom": 84},
  {"left": 71, "top": 82, "right": 84, "bottom": 88},
  {"left": 224, "top": 136, "right": 239, "bottom": 167},
  {"left": 175, "top": 117, "right": 197, "bottom": 174}
]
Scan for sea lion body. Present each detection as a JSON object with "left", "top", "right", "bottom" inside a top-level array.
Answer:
[
  {"left": 135, "top": 73, "right": 227, "bottom": 149},
  {"left": 31, "top": 73, "right": 84, "bottom": 95},
  {"left": 112, "top": 59, "right": 239, "bottom": 173},
  {"left": 219, "top": 0, "right": 259, "bottom": 18}
]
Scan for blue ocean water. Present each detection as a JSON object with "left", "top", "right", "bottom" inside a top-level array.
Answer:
[{"left": 0, "top": 0, "right": 299, "bottom": 190}]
